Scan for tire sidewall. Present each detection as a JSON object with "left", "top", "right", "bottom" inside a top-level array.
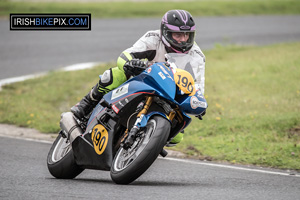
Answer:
[
  {"left": 110, "top": 115, "right": 171, "bottom": 184},
  {"left": 47, "top": 134, "right": 83, "bottom": 179}
]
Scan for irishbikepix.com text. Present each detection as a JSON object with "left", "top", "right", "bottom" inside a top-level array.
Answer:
[{"left": 10, "top": 14, "right": 91, "bottom": 31}]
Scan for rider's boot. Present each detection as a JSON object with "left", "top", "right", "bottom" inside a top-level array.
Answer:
[
  {"left": 167, "top": 130, "right": 184, "bottom": 147},
  {"left": 71, "top": 83, "right": 104, "bottom": 120},
  {"left": 71, "top": 67, "right": 127, "bottom": 120}
]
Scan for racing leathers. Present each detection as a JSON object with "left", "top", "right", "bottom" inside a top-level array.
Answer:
[{"left": 117, "top": 30, "right": 206, "bottom": 94}]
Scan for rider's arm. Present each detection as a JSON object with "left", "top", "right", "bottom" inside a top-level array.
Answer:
[
  {"left": 117, "top": 30, "right": 160, "bottom": 72},
  {"left": 190, "top": 42, "right": 206, "bottom": 95}
]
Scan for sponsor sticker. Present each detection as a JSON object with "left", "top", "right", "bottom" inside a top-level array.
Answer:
[
  {"left": 146, "top": 67, "right": 152, "bottom": 73},
  {"left": 111, "top": 83, "right": 129, "bottom": 100},
  {"left": 159, "top": 65, "right": 173, "bottom": 81},
  {"left": 158, "top": 72, "right": 166, "bottom": 80},
  {"left": 190, "top": 96, "right": 207, "bottom": 109},
  {"left": 112, "top": 104, "right": 120, "bottom": 114},
  {"left": 159, "top": 65, "right": 168, "bottom": 74}
]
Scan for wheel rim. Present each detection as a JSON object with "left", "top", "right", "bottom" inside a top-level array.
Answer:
[
  {"left": 113, "top": 119, "right": 157, "bottom": 172},
  {"left": 51, "top": 136, "right": 72, "bottom": 163}
]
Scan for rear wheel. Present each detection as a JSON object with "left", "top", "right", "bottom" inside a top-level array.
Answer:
[
  {"left": 110, "top": 116, "right": 170, "bottom": 184},
  {"left": 47, "top": 133, "right": 84, "bottom": 179}
]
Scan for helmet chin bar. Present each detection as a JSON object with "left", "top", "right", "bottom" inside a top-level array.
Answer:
[
  {"left": 161, "top": 36, "right": 171, "bottom": 47},
  {"left": 162, "top": 35, "right": 190, "bottom": 53},
  {"left": 168, "top": 45, "right": 189, "bottom": 54}
]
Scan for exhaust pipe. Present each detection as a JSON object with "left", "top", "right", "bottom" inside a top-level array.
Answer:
[{"left": 60, "top": 112, "right": 83, "bottom": 143}]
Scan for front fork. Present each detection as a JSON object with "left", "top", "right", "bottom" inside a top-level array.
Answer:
[{"left": 123, "top": 96, "right": 153, "bottom": 149}]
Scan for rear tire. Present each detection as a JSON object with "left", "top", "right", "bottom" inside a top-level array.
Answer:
[
  {"left": 47, "top": 134, "right": 84, "bottom": 179},
  {"left": 110, "top": 116, "right": 170, "bottom": 184}
]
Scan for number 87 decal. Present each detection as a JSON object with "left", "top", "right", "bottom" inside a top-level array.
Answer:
[{"left": 174, "top": 69, "right": 196, "bottom": 96}]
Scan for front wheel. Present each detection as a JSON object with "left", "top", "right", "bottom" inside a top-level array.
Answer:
[
  {"left": 47, "top": 133, "right": 84, "bottom": 179},
  {"left": 110, "top": 116, "right": 171, "bottom": 184}
]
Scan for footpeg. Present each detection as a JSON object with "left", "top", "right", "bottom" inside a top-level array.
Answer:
[{"left": 160, "top": 149, "right": 168, "bottom": 157}]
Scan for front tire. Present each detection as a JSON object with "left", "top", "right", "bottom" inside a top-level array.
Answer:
[
  {"left": 47, "top": 134, "right": 84, "bottom": 179},
  {"left": 110, "top": 116, "right": 171, "bottom": 184}
]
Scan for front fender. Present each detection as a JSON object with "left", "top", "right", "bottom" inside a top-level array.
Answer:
[{"left": 137, "top": 112, "right": 171, "bottom": 128}]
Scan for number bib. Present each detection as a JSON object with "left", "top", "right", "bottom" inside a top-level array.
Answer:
[
  {"left": 91, "top": 124, "right": 109, "bottom": 155},
  {"left": 174, "top": 69, "right": 196, "bottom": 96}
]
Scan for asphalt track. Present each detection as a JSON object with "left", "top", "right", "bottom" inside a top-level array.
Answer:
[{"left": 0, "top": 137, "right": 299, "bottom": 200}]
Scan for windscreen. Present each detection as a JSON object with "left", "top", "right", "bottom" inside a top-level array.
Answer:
[{"left": 165, "top": 53, "right": 202, "bottom": 84}]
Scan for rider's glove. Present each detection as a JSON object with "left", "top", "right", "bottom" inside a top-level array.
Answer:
[
  {"left": 123, "top": 59, "right": 147, "bottom": 77},
  {"left": 196, "top": 110, "right": 206, "bottom": 120}
]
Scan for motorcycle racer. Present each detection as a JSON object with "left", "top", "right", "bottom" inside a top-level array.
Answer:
[{"left": 71, "top": 10, "right": 206, "bottom": 145}]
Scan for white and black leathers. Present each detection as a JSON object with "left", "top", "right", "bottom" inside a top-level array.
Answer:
[{"left": 122, "top": 30, "right": 206, "bottom": 94}]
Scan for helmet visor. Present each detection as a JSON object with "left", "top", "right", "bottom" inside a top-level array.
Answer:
[{"left": 165, "top": 30, "right": 195, "bottom": 52}]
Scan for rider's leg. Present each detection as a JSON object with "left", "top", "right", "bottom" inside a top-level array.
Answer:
[
  {"left": 70, "top": 83, "right": 102, "bottom": 119},
  {"left": 168, "top": 131, "right": 184, "bottom": 147},
  {"left": 71, "top": 67, "right": 127, "bottom": 119}
]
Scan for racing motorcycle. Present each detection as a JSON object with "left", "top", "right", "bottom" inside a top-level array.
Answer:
[{"left": 47, "top": 53, "right": 207, "bottom": 184}]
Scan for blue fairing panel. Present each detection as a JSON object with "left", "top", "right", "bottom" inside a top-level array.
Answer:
[
  {"left": 177, "top": 90, "right": 207, "bottom": 115},
  {"left": 104, "top": 63, "right": 176, "bottom": 104}
]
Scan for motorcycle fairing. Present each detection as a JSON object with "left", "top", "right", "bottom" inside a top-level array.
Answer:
[
  {"left": 104, "top": 62, "right": 206, "bottom": 117},
  {"left": 176, "top": 89, "right": 207, "bottom": 115},
  {"left": 103, "top": 63, "right": 176, "bottom": 105},
  {"left": 109, "top": 92, "right": 154, "bottom": 115},
  {"left": 72, "top": 104, "right": 118, "bottom": 170}
]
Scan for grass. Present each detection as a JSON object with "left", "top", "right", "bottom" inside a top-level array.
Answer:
[
  {"left": 1, "top": 0, "right": 300, "bottom": 18},
  {"left": 0, "top": 65, "right": 109, "bottom": 133},
  {"left": 175, "top": 43, "right": 300, "bottom": 169},
  {"left": 0, "top": 42, "right": 299, "bottom": 170}
]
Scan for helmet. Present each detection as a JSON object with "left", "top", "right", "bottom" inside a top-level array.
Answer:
[{"left": 161, "top": 10, "right": 195, "bottom": 53}]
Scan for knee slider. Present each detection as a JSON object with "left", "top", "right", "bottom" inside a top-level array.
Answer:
[
  {"left": 99, "top": 69, "right": 113, "bottom": 87},
  {"left": 98, "top": 67, "right": 127, "bottom": 94}
]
